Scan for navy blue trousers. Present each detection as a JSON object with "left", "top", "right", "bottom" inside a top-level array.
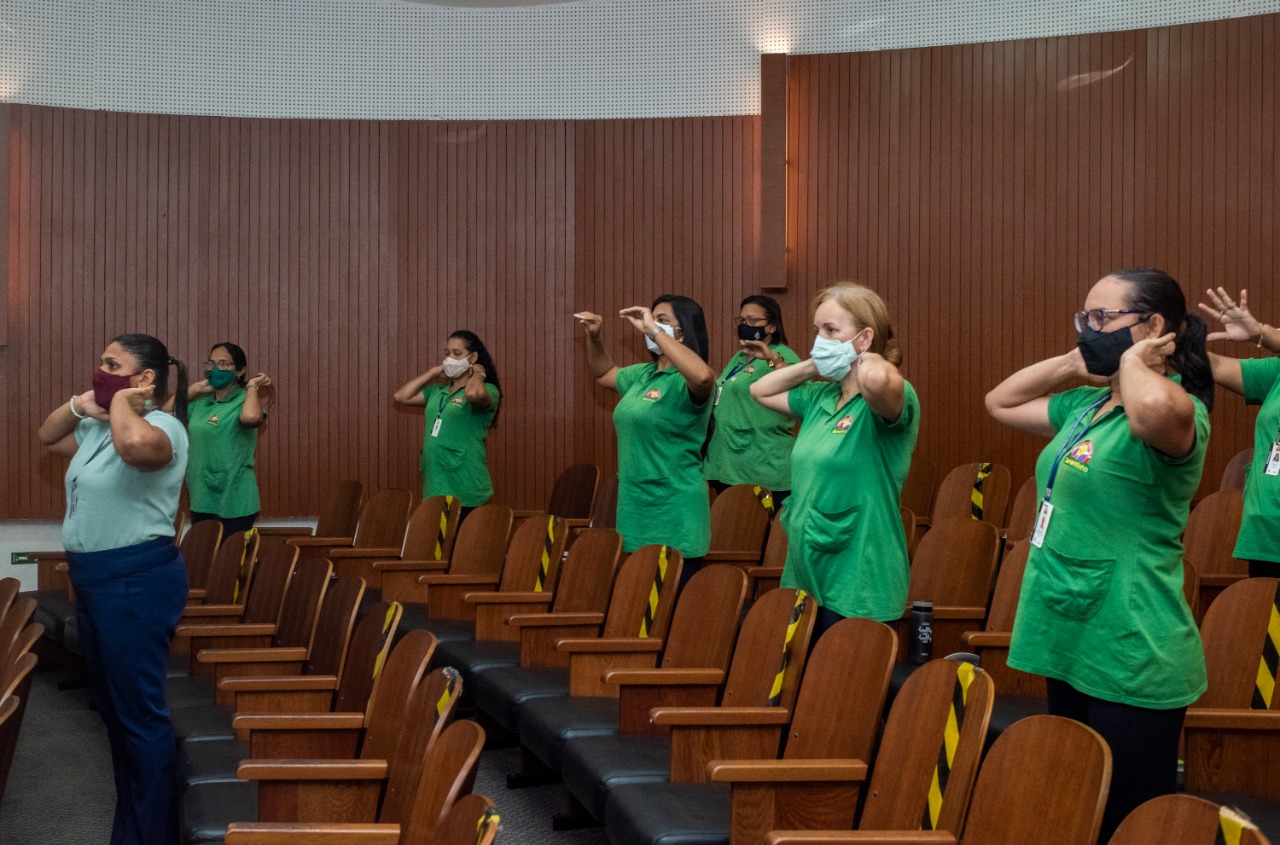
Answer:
[{"left": 68, "top": 538, "right": 188, "bottom": 845}]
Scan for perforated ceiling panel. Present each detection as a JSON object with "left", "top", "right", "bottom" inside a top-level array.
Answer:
[{"left": 1, "top": 0, "right": 1277, "bottom": 118}]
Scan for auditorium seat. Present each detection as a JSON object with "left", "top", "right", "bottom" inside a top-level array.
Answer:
[
  {"left": 334, "top": 495, "right": 461, "bottom": 590},
  {"left": 1110, "top": 794, "right": 1271, "bottom": 845},
  {"left": 373, "top": 503, "right": 511, "bottom": 606},
  {"left": 702, "top": 484, "right": 774, "bottom": 570},
  {"left": 1184, "top": 490, "right": 1248, "bottom": 621},
  {"left": 928, "top": 461, "right": 1012, "bottom": 530},
  {"left": 254, "top": 479, "right": 364, "bottom": 558},
  {"left": 288, "top": 488, "right": 413, "bottom": 566}
]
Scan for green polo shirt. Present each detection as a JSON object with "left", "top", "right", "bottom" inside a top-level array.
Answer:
[
  {"left": 703, "top": 345, "right": 801, "bottom": 491},
  {"left": 1238, "top": 357, "right": 1280, "bottom": 563},
  {"left": 421, "top": 382, "right": 499, "bottom": 507},
  {"left": 780, "top": 380, "right": 919, "bottom": 621},
  {"left": 186, "top": 388, "right": 261, "bottom": 519},
  {"left": 613, "top": 363, "right": 713, "bottom": 557},
  {"left": 1009, "top": 384, "right": 1209, "bottom": 708},
  {"left": 63, "top": 412, "right": 188, "bottom": 553}
]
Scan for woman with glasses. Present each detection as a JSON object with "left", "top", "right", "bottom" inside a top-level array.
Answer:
[
  {"left": 574, "top": 296, "right": 716, "bottom": 583},
  {"left": 1199, "top": 286, "right": 1280, "bottom": 578},
  {"left": 750, "top": 283, "right": 917, "bottom": 637},
  {"left": 703, "top": 295, "right": 801, "bottom": 502},
  {"left": 185, "top": 342, "right": 274, "bottom": 534},
  {"left": 38, "top": 333, "right": 191, "bottom": 845},
  {"left": 394, "top": 330, "right": 501, "bottom": 516},
  {"left": 985, "top": 268, "right": 1213, "bottom": 842}
]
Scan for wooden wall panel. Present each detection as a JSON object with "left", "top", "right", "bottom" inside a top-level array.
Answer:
[{"left": 782, "top": 15, "right": 1277, "bottom": 497}]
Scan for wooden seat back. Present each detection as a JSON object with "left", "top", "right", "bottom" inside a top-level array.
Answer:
[
  {"left": 0, "top": 624, "right": 42, "bottom": 696},
  {"left": 201, "top": 530, "right": 260, "bottom": 606},
  {"left": 351, "top": 488, "right": 414, "bottom": 550},
  {"left": 303, "top": 576, "right": 366, "bottom": 679},
  {"left": 0, "top": 598, "right": 35, "bottom": 671},
  {"left": 1220, "top": 447, "right": 1254, "bottom": 492},
  {"left": 1110, "top": 794, "right": 1271, "bottom": 845},
  {"left": 434, "top": 793, "right": 499, "bottom": 845},
  {"left": 360, "top": 631, "right": 437, "bottom": 759},
  {"left": 316, "top": 480, "right": 365, "bottom": 537},
  {"left": 600, "top": 545, "right": 685, "bottom": 642},
  {"left": 958, "top": 715, "right": 1109, "bottom": 845},
  {"left": 984, "top": 540, "right": 1030, "bottom": 633},
  {"left": 708, "top": 484, "right": 773, "bottom": 560},
  {"left": 331, "top": 600, "right": 403, "bottom": 714},
  {"left": 180, "top": 520, "right": 223, "bottom": 591},
  {"left": 720, "top": 588, "right": 816, "bottom": 712},
  {"left": 240, "top": 543, "right": 297, "bottom": 625},
  {"left": 900, "top": 507, "right": 916, "bottom": 559},
  {"left": 932, "top": 462, "right": 1012, "bottom": 528},
  {"left": 547, "top": 463, "right": 601, "bottom": 520},
  {"left": 394, "top": 720, "right": 485, "bottom": 839},
  {"left": 1186, "top": 490, "right": 1247, "bottom": 578},
  {"left": 271, "top": 559, "right": 332, "bottom": 650},
  {"left": 901, "top": 456, "right": 938, "bottom": 523},
  {"left": 401, "top": 495, "right": 464, "bottom": 562},
  {"left": 589, "top": 473, "right": 619, "bottom": 530},
  {"left": 498, "top": 514, "right": 568, "bottom": 593},
  {"left": 379, "top": 669, "right": 466, "bottom": 823},
  {"left": 0, "top": 579, "right": 19, "bottom": 621},
  {"left": 1005, "top": 476, "right": 1038, "bottom": 549},
  {"left": 550, "top": 528, "right": 623, "bottom": 613},
  {"left": 444, "top": 504, "right": 514, "bottom": 577},
  {"left": 857, "top": 658, "right": 994, "bottom": 833},
  {"left": 659, "top": 565, "right": 749, "bottom": 672},
  {"left": 908, "top": 518, "right": 1001, "bottom": 608},
  {"left": 1197, "top": 577, "right": 1280, "bottom": 709}
]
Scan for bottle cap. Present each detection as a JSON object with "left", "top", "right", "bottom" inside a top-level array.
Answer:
[{"left": 912, "top": 600, "right": 933, "bottom": 611}]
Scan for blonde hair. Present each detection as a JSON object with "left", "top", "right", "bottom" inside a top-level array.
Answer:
[{"left": 812, "top": 282, "right": 903, "bottom": 366}]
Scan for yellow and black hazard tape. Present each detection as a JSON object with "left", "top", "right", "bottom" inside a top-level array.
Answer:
[
  {"left": 922, "top": 661, "right": 976, "bottom": 830},
  {"left": 753, "top": 485, "right": 775, "bottom": 512},
  {"left": 233, "top": 527, "right": 257, "bottom": 603},
  {"left": 767, "top": 591, "right": 808, "bottom": 707},
  {"left": 970, "top": 463, "right": 993, "bottom": 521},
  {"left": 1217, "top": 805, "right": 1254, "bottom": 845},
  {"left": 1251, "top": 584, "right": 1280, "bottom": 710},
  {"left": 535, "top": 516, "right": 556, "bottom": 592},
  {"left": 437, "top": 666, "right": 461, "bottom": 717},
  {"left": 435, "top": 496, "right": 454, "bottom": 559},
  {"left": 476, "top": 806, "right": 501, "bottom": 843},
  {"left": 639, "top": 546, "right": 669, "bottom": 638}
]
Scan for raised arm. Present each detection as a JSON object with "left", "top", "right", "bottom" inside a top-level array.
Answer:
[
  {"left": 750, "top": 359, "right": 816, "bottom": 416},
  {"left": 108, "top": 386, "right": 176, "bottom": 470},
  {"left": 985, "top": 350, "right": 1094, "bottom": 438},
  {"left": 619, "top": 306, "right": 716, "bottom": 404},
  {"left": 1118, "top": 332, "right": 1197, "bottom": 457},
  {"left": 463, "top": 365, "right": 492, "bottom": 409},
  {"left": 240, "top": 373, "right": 274, "bottom": 427},
  {"left": 1199, "top": 287, "right": 1273, "bottom": 395},
  {"left": 574, "top": 311, "right": 619, "bottom": 392},
  {"left": 38, "top": 390, "right": 105, "bottom": 457},
  {"left": 393, "top": 366, "right": 444, "bottom": 407},
  {"left": 854, "top": 352, "right": 905, "bottom": 422}
]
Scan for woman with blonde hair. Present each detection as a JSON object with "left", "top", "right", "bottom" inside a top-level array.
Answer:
[{"left": 751, "top": 283, "right": 919, "bottom": 637}]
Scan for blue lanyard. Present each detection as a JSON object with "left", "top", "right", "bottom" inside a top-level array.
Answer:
[
  {"left": 1043, "top": 392, "right": 1112, "bottom": 503},
  {"left": 436, "top": 388, "right": 464, "bottom": 420},
  {"left": 720, "top": 356, "right": 754, "bottom": 385}
]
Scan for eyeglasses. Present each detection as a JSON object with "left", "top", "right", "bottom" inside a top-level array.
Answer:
[
  {"left": 204, "top": 360, "right": 237, "bottom": 371},
  {"left": 1073, "top": 309, "right": 1152, "bottom": 333},
  {"left": 734, "top": 317, "right": 769, "bottom": 327}
]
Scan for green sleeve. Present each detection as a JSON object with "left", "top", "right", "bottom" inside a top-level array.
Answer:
[
  {"left": 615, "top": 364, "right": 643, "bottom": 395},
  {"left": 1046, "top": 387, "right": 1087, "bottom": 432},
  {"left": 873, "top": 380, "right": 919, "bottom": 432},
  {"left": 788, "top": 381, "right": 816, "bottom": 419},
  {"left": 1241, "top": 357, "right": 1280, "bottom": 406}
]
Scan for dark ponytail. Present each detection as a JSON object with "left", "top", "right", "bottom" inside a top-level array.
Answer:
[
  {"left": 1111, "top": 268, "right": 1215, "bottom": 411},
  {"left": 112, "top": 333, "right": 190, "bottom": 426}
]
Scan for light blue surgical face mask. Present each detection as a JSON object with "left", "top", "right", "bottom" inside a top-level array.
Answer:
[
  {"left": 645, "top": 322, "right": 677, "bottom": 354},
  {"left": 810, "top": 335, "right": 859, "bottom": 380}
]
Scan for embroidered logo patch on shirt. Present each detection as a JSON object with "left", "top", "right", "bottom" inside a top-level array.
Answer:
[
  {"left": 744, "top": 365, "right": 756, "bottom": 375},
  {"left": 1064, "top": 439, "right": 1094, "bottom": 473},
  {"left": 450, "top": 396, "right": 465, "bottom": 406},
  {"left": 833, "top": 415, "right": 853, "bottom": 433},
  {"left": 207, "top": 414, "right": 219, "bottom": 426},
  {"left": 643, "top": 388, "right": 663, "bottom": 402}
]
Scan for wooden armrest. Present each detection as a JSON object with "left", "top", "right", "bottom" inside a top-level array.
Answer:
[
  {"left": 288, "top": 536, "right": 354, "bottom": 548},
  {"left": 605, "top": 668, "right": 725, "bottom": 686},
  {"left": 651, "top": 707, "right": 790, "bottom": 727},
  {"left": 702, "top": 551, "right": 762, "bottom": 564},
  {"left": 226, "top": 823, "right": 400, "bottom": 845},
  {"left": 180, "top": 605, "right": 246, "bottom": 619},
  {"left": 511, "top": 509, "right": 542, "bottom": 518},
  {"left": 558, "top": 637, "right": 664, "bottom": 654},
  {"left": 371, "top": 559, "right": 449, "bottom": 572},
  {"left": 508, "top": 612, "right": 603, "bottom": 628},
  {"left": 562, "top": 518, "right": 591, "bottom": 528},
  {"left": 178, "top": 622, "right": 277, "bottom": 638},
  {"left": 233, "top": 712, "right": 366, "bottom": 731},
  {"left": 767, "top": 833, "right": 957, "bottom": 845},
  {"left": 255, "top": 527, "right": 314, "bottom": 537},
  {"left": 465, "top": 591, "right": 554, "bottom": 605},
  {"left": 417, "top": 574, "right": 500, "bottom": 587},
  {"left": 220, "top": 675, "right": 339, "bottom": 693},
  {"left": 962, "top": 631, "right": 1011, "bottom": 648},
  {"left": 328, "top": 547, "right": 401, "bottom": 559},
  {"left": 710, "top": 758, "right": 868, "bottom": 783},
  {"left": 1201, "top": 574, "right": 1248, "bottom": 587},
  {"left": 198, "top": 647, "right": 310, "bottom": 664},
  {"left": 931, "top": 606, "right": 987, "bottom": 620},
  {"left": 188, "top": 588, "right": 208, "bottom": 600},
  {"left": 238, "top": 760, "right": 389, "bottom": 781},
  {"left": 745, "top": 567, "right": 784, "bottom": 581},
  {"left": 1184, "top": 708, "right": 1280, "bottom": 730}
]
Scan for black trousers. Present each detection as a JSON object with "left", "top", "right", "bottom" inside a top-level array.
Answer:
[
  {"left": 1249, "top": 559, "right": 1280, "bottom": 579},
  {"left": 189, "top": 510, "right": 258, "bottom": 536},
  {"left": 1045, "top": 677, "right": 1186, "bottom": 844}
]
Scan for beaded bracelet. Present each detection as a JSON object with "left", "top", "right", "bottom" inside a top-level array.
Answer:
[{"left": 68, "top": 395, "right": 87, "bottom": 419}]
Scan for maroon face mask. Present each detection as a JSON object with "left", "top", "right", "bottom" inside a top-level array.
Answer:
[{"left": 92, "top": 369, "right": 136, "bottom": 409}]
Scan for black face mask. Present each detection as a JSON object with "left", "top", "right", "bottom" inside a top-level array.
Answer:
[
  {"left": 1077, "top": 324, "right": 1136, "bottom": 376},
  {"left": 737, "top": 322, "right": 769, "bottom": 342}
]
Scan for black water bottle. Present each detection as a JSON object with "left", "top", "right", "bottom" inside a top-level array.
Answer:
[{"left": 908, "top": 600, "right": 933, "bottom": 664}]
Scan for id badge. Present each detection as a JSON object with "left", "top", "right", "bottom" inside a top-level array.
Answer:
[
  {"left": 714, "top": 386, "right": 723, "bottom": 407},
  {"left": 431, "top": 419, "right": 442, "bottom": 438},
  {"left": 1266, "top": 442, "right": 1280, "bottom": 477},
  {"left": 1030, "top": 500, "right": 1053, "bottom": 548},
  {"left": 68, "top": 480, "right": 77, "bottom": 518}
]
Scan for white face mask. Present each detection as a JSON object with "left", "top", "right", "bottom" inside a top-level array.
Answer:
[
  {"left": 645, "top": 322, "right": 677, "bottom": 354},
  {"left": 442, "top": 356, "right": 472, "bottom": 378},
  {"left": 810, "top": 335, "right": 860, "bottom": 380}
]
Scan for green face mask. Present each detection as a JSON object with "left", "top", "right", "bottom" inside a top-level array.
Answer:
[{"left": 207, "top": 368, "right": 237, "bottom": 389}]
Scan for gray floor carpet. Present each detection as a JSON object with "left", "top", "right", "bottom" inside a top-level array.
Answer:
[{"left": 0, "top": 668, "right": 610, "bottom": 845}]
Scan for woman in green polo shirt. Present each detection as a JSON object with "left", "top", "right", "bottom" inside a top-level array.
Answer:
[
  {"left": 986, "top": 267, "right": 1214, "bottom": 842},
  {"left": 751, "top": 283, "right": 918, "bottom": 639},
  {"left": 394, "top": 330, "right": 501, "bottom": 514},
  {"left": 573, "top": 296, "right": 716, "bottom": 581},
  {"left": 703, "top": 294, "right": 801, "bottom": 501},
  {"left": 1199, "top": 286, "right": 1280, "bottom": 577},
  {"left": 185, "top": 342, "right": 275, "bottom": 535}
]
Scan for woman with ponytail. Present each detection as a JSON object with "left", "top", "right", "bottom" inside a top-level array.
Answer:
[
  {"left": 985, "top": 268, "right": 1211, "bottom": 842},
  {"left": 751, "top": 283, "right": 919, "bottom": 639},
  {"left": 37, "top": 332, "right": 191, "bottom": 845},
  {"left": 1199, "top": 286, "right": 1280, "bottom": 578}
]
